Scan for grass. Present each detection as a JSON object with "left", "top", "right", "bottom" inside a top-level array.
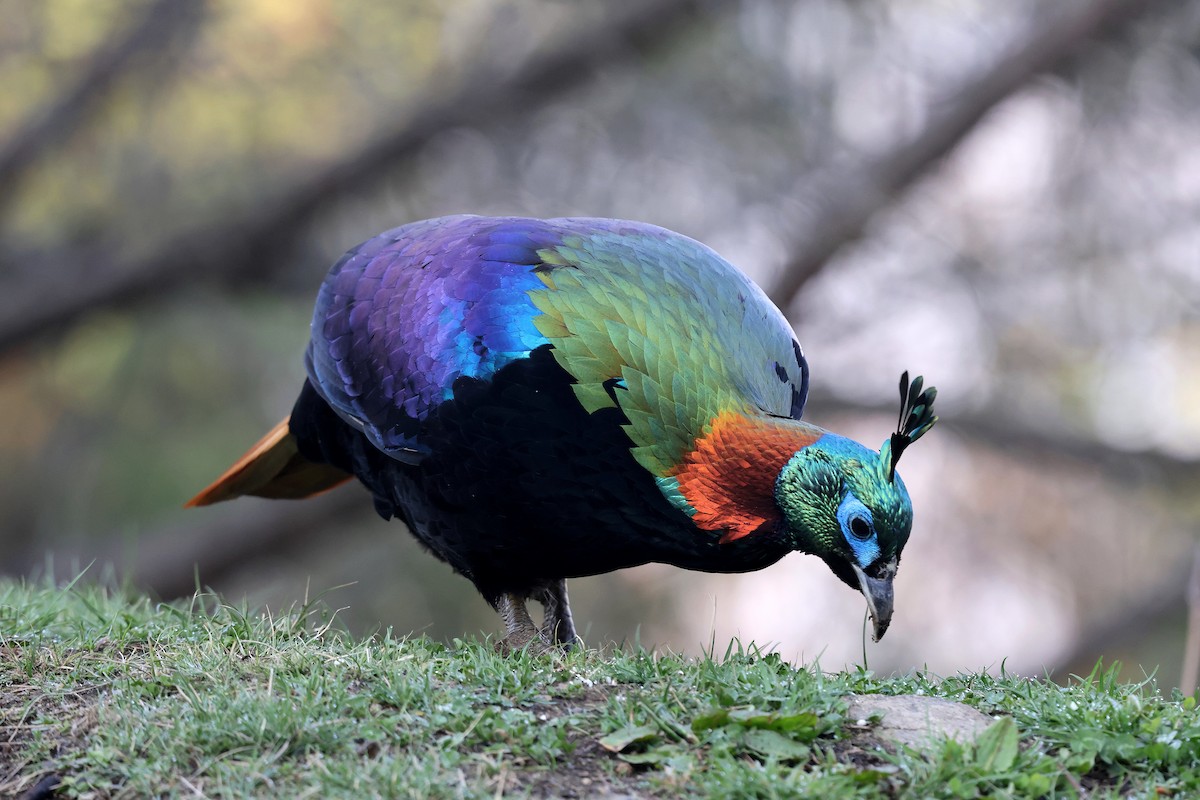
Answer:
[{"left": 1, "top": 578, "right": 1198, "bottom": 799}]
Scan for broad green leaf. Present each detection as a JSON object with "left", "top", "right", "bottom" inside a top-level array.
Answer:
[
  {"left": 741, "top": 729, "right": 810, "bottom": 762},
  {"left": 619, "top": 747, "right": 673, "bottom": 765},
  {"left": 769, "top": 712, "right": 821, "bottom": 739},
  {"left": 718, "top": 707, "right": 822, "bottom": 738},
  {"left": 973, "top": 716, "right": 1018, "bottom": 772},
  {"left": 852, "top": 767, "right": 899, "bottom": 784},
  {"left": 691, "top": 708, "right": 730, "bottom": 731},
  {"left": 599, "top": 724, "right": 658, "bottom": 753}
]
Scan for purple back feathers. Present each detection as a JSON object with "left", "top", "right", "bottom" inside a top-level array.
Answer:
[{"left": 304, "top": 215, "right": 672, "bottom": 459}]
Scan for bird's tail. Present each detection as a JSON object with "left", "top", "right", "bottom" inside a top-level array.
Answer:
[{"left": 185, "top": 417, "right": 352, "bottom": 507}]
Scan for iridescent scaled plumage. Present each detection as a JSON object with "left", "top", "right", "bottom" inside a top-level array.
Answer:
[
  {"left": 306, "top": 215, "right": 809, "bottom": 484},
  {"left": 307, "top": 217, "right": 557, "bottom": 460},
  {"left": 189, "top": 215, "right": 936, "bottom": 649}
]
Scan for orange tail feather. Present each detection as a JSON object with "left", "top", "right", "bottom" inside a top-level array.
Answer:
[{"left": 186, "top": 417, "right": 352, "bottom": 507}]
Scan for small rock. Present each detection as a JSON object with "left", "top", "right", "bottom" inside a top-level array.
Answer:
[{"left": 846, "top": 694, "right": 993, "bottom": 751}]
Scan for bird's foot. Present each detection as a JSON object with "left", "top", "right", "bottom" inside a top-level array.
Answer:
[
  {"left": 538, "top": 579, "right": 579, "bottom": 650},
  {"left": 494, "top": 592, "right": 557, "bottom": 656},
  {"left": 493, "top": 627, "right": 556, "bottom": 656}
]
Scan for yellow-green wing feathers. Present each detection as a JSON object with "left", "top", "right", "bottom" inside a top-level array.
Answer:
[{"left": 526, "top": 224, "right": 807, "bottom": 478}]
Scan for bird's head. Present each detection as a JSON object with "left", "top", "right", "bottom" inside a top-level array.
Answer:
[{"left": 774, "top": 373, "right": 937, "bottom": 641}]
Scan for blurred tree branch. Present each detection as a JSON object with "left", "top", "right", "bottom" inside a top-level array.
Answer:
[
  {"left": 0, "top": 0, "right": 721, "bottom": 353},
  {"left": 805, "top": 395, "right": 1200, "bottom": 488},
  {"left": 769, "top": 0, "right": 1168, "bottom": 308},
  {"left": 0, "top": 0, "right": 206, "bottom": 219}
]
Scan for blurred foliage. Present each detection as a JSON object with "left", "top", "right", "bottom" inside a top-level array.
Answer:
[
  {"left": 1, "top": 0, "right": 1199, "bottom": 683},
  {"left": 1, "top": 0, "right": 455, "bottom": 241}
]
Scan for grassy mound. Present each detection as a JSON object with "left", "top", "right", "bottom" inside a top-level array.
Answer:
[{"left": 1, "top": 579, "right": 1196, "bottom": 798}]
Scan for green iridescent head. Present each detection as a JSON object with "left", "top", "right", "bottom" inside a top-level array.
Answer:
[{"left": 773, "top": 373, "right": 937, "bottom": 641}]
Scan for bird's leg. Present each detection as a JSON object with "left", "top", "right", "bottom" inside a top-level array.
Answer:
[
  {"left": 538, "top": 579, "right": 578, "bottom": 648},
  {"left": 495, "top": 592, "right": 543, "bottom": 653}
]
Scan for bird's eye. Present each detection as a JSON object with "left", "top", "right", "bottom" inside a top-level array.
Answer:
[{"left": 849, "top": 516, "right": 872, "bottom": 540}]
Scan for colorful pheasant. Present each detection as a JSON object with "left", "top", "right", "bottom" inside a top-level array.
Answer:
[{"left": 189, "top": 216, "right": 937, "bottom": 649}]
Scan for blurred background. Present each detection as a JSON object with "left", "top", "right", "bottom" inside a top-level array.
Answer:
[{"left": 2, "top": 0, "right": 1198, "bottom": 685}]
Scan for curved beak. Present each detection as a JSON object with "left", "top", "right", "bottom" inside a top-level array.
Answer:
[{"left": 852, "top": 559, "right": 896, "bottom": 642}]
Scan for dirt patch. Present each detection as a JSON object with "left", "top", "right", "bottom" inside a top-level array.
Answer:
[
  {"left": 505, "top": 735, "right": 648, "bottom": 799},
  {"left": 0, "top": 673, "right": 101, "bottom": 798},
  {"left": 0, "top": 641, "right": 116, "bottom": 798},
  {"left": 522, "top": 683, "right": 620, "bottom": 719},
  {"left": 500, "top": 683, "right": 651, "bottom": 799},
  {"left": 829, "top": 731, "right": 895, "bottom": 770}
]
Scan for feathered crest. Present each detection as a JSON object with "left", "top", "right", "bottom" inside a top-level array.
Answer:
[{"left": 886, "top": 371, "right": 937, "bottom": 482}]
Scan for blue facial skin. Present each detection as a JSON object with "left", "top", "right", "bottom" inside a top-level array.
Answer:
[{"left": 837, "top": 492, "right": 880, "bottom": 568}]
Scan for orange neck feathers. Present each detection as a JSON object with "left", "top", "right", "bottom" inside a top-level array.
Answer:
[{"left": 668, "top": 411, "right": 824, "bottom": 543}]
